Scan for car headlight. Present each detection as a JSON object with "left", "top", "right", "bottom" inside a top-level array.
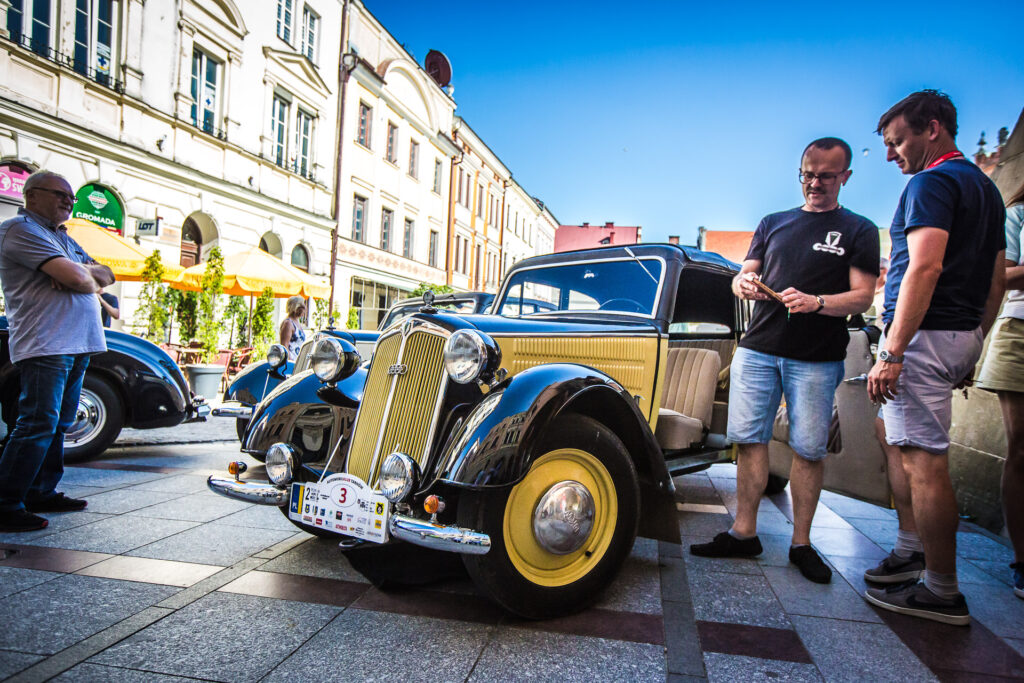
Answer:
[
  {"left": 444, "top": 329, "right": 499, "bottom": 384},
  {"left": 311, "top": 337, "right": 361, "bottom": 383},
  {"left": 267, "top": 344, "right": 287, "bottom": 369},
  {"left": 266, "top": 442, "right": 296, "bottom": 485},
  {"left": 379, "top": 452, "right": 417, "bottom": 503}
]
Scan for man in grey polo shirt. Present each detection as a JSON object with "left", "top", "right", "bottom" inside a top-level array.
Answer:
[{"left": 0, "top": 170, "right": 114, "bottom": 532}]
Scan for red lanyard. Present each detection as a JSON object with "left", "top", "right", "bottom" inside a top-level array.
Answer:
[{"left": 926, "top": 151, "right": 964, "bottom": 169}]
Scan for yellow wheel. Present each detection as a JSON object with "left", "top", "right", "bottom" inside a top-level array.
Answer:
[{"left": 459, "top": 415, "right": 639, "bottom": 619}]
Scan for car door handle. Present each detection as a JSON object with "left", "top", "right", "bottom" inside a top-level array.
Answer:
[{"left": 843, "top": 374, "right": 868, "bottom": 384}]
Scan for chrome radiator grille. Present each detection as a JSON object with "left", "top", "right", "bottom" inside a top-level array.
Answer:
[
  {"left": 293, "top": 336, "right": 317, "bottom": 372},
  {"left": 346, "top": 325, "right": 448, "bottom": 486}
]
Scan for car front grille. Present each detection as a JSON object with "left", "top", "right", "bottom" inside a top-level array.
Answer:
[
  {"left": 346, "top": 325, "right": 448, "bottom": 487},
  {"left": 293, "top": 336, "right": 318, "bottom": 372}
]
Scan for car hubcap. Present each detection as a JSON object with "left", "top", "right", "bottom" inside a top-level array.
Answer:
[
  {"left": 503, "top": 448, "right": 617, "bottom": 587},
  {"left": 66, "top": 388, "right": 105, "bottom": 444},
  {"left": 533, "top": 481, "right": 595, "bottom": 554}
]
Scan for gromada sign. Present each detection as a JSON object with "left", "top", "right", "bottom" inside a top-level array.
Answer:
[{"left": 73, "top": 184, "right": 124, "bottom": 234}]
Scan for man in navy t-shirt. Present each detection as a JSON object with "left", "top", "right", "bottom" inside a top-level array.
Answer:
[
  {"left": 690, "top": 138, "right": 879, "bottom": 584},
  {"left": 864, "top": 90, "right": 1006, "bottom": 625}
]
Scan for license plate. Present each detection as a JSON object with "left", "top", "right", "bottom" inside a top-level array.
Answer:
[{"left": 288, "top": 473, "right": 389, "bottom": 543}]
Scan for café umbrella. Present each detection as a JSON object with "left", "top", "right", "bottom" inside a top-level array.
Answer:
[
  {"left": 64, "top": 217, "right": 183, "bottom": 282},
  {"left": 170, "top": 246, "right": 330, "bottom": 341}
]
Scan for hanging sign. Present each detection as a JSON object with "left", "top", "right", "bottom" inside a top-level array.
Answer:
[
  {"left": 0, "top": 163, "right": 31, "bottom": 203},
  {"left": 73, "top": 184, "right": 124, "bottom": 234}
]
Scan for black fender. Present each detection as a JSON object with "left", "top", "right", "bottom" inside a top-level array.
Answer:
[
  {"left": 243, "top": 366, "right": 366, "bottom": 472},
  {"left": 225, "top": 359, "right": 292, "bottom": 405},
  {"left": 435, "top": 363, "right": 679, "bottom": 544}
]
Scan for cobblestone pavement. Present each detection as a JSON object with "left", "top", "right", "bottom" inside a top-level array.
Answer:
[{"left": 0, "top": 434, "right": 1022, "bottom": 681}]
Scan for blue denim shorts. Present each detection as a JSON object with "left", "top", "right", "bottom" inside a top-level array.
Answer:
[{"left": 727, "top": 347, "right": 845, "bottom": 461}]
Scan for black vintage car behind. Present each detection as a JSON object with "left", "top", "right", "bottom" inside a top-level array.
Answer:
[{"left": 0, "top": 317, "right": 210, "bottom": 461}]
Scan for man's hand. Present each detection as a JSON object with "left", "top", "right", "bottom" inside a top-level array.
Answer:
[
  {"left": 732, "top": 272, "right": 769, "bottom": 300},
  {"left": 868, "top": 359, "right": 902, "bottom": 403},
  {"left": 780, "top": 288, "right": 819, "bottom": 314}
]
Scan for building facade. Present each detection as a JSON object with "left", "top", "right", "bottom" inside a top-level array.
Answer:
[
  {"left": 0, "top": 0, "right": 556, "bottom": 336},
  {"left": 554, "top": 221, "right": 640, "bottom": 253}
]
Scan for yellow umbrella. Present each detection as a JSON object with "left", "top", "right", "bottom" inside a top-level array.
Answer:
[
  {"left": 170, "top": 246, "right": 328, "bottom": 299},
  {"left": 65, "top": 217, "right": 183, "bottom": 282}
]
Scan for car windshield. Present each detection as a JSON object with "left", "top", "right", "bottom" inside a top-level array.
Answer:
[{"left": 498, "top": 256, "right": 664, "bottom": 317}]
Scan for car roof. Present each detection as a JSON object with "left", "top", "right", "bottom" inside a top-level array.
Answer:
[{"left": 507, "top": 243, "right": 739, "bottom": 274}]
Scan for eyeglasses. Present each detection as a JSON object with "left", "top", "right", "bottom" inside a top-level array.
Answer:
[
  {"left": 32, "top": 187, "right": 76, "bottom": 203},
  {"left": 798, "top": 171, "right": 844, "bottom": 185}
]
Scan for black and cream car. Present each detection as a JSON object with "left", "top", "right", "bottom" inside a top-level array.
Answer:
[{"left": 209, "top": 244, "right": 756, "bottom": 617}]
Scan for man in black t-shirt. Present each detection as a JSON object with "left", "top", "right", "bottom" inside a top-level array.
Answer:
[{"left": 691, "top": 138, "right": 879, "bottom": 584}]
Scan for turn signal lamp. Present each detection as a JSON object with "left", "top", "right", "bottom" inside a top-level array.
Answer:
[
  {"left": 423, "top": 495, "right": 445, "bottom": 516},
  {"left": 228, "top": 461, "right": 247, "bottom": 480}
]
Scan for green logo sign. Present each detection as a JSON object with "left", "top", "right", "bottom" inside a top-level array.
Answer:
[{"left": 73, "top": 184, "right": 123, "bottom": 234}]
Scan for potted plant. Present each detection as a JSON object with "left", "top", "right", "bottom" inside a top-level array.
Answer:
[
  {"left": 249, "top": 287, "right": 275, "bottom": 359},
  {"left": 183, "top": 247, "right": 226, "bottom": 400},
  {"left": 133, "top": 250, "right": 169, "bottom": 343}
]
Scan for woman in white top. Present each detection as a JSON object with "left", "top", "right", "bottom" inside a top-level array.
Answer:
[
  {"left": 978, "top": 182, "right": 1024, "bottom": 599},
  {"left": 279, "top": 295, "right": 307, "bottom": 360}
]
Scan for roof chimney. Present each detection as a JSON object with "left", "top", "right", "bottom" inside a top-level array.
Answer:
[
  {"left": 605, "top": 221, "right": 614, "bottom": 228},
  {"left": 668, "top": 235, "right": 679, "bottom": 245},
  {"left": 582, "top": 222, "right": 589, "bottom": 228}
]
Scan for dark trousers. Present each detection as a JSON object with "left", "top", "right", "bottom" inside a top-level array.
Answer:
[{"left": 0, "top": 354, "right": 90, "bottom": 512}]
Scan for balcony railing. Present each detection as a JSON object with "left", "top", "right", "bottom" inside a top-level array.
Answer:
[{"left": 3, "top": 31, "right": 125, "bottom": 94}]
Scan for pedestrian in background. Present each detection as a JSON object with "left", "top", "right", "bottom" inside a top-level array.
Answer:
[
  {"left": 690, "top": 137, "right": 879, "bottom": 584},
  {"left": 0, "top": 170, "right": 114, "bottom": 532},
  {"left": 97, "top": 287, "right": 119, "bottom": 328},
  {"left": 280, "top": 295, "right": 307, "bottom": 360},
  {"left": 977, "top": 182, "right": 1024, "bottom": 599},
  {"left": 865, "top": 90, "right": 1006, "bottom": 625}
]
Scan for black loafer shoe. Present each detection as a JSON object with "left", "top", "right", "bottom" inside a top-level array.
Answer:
[
  {"left": 25, "top": 493, "right": 87, "bottom": 513},
  {"left": 789, "top": 545, "right": 832, "bottom": 583},
  {"left": 690, "top": 531, "right": 763, "bottom": 558},
  {"left": 0, "top": 509, "right": 49, "bottom": 532}
]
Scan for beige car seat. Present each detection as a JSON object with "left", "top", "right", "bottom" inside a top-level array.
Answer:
[{"left": 656, "top": 347, "right": 721, "bottom": 450}]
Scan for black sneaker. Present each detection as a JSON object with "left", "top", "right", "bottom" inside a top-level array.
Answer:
[
  {"left": 1012, "top": 562, "right": 1023, "bottom": 600},
  {"left": 0, "top": 509, "right": 49, "bottom": 532},
  {"left": 789, "top": 545, "right": 832, "bottom": 583},
  {"left": 864, "top": 551, "right": 926, "bottom": 584},
  {"left": 25, "top": 492, "right": 87, "bottom": 513},
  {"left": 865, "top": 580, "right": 970, "bottom": 626},
  {"left": 690, "top": 531, "right": 763, "bottom": 558}
]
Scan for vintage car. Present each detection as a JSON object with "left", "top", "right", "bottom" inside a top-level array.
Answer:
[
  {"left": 216, "top": 292, "right": 555, "bottom": 441},
  {"left": 209, "top": 243, "right": 760, "bottom": 617},
  {"left": 0, "top": 317, "right": 210, "bottom": 462}
]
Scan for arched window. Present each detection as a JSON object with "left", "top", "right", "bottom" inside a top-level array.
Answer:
[{"left": 291, "top": 244, "right": 309, "bottom": 272}]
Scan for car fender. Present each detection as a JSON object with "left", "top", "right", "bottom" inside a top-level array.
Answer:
[
  {"left": 434, "top": 363, "right": 679, "bottom": 542},
  {"left": 225, "top": 359, "right": 292, "bottom": 405}
]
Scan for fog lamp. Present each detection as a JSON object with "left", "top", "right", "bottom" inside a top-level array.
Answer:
[
  {"left": 379, "top": 452, "right": 417, "bottom": 503},
  {"left": 265, "top": 442, "right": 297, "bottom": 485},
  {"left": 424, "top": 495, "right": 445, "bottom": 516}
]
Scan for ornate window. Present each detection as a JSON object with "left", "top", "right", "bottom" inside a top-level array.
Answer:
[{"left": 191, "top": 49, "right": 220, "bottom": 135}]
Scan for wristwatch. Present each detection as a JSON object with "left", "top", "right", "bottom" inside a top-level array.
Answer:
[
  {"left": 878, "top": 349, "right": 904, "bottom": 364},
  {"left": 813, "top": 295, "right": 825, "bottom": 312}
]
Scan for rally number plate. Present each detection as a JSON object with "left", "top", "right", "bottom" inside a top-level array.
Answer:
[{"left": 288, "top": 473, "right": 389, "bottom": 543}]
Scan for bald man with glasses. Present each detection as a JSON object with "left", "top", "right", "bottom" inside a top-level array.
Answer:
[{"left": 0, "top": 170, "right": 114, "bottom": 532}]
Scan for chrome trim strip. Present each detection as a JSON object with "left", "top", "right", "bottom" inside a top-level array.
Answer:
[
  {"left": 367, "top": 329, "right": 410, "bottom": 483},
  {"left": 494, "top": 254, "right": 668, "bottom": 320},
  {"left": 207, "top": 476, "right": 287, "bottom": 505},
  {"left": 388, "top": 513, "right": 491, "bottom": 555},
  {"left": 211, "top": 405, "right": 253, "bottom": 419},
  {"left": 487, "top": 332, "right": 661, "bottom": 339}
]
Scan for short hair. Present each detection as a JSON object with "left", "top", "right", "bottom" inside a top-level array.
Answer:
[
  {"left": 876, "top": 90, "right": 958, "bottom": 139},
  {"left": 802, "top": 137, "right": 852, "bottom": 170},
  {"left": 23, "top": 170, "right": 69, "bottom": 194},
  {"left": 286, "top": 295, "right": 306, "bottom": 316}
]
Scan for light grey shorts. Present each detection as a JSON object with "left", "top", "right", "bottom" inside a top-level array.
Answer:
[{"left": 881, "top": 327, "right": 983, "bottom": 454}]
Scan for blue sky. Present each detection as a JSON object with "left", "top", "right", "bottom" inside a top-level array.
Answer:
[{"left": 363, "top": 1, "right": 1024, "bottom": 245}]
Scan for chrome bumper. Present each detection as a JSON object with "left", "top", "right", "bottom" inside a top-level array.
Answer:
[
  {"left": 211, "top": 404, "right": 253, "bottom": 419},
  {"left": 207, "top": 475, "right": 287, "bottom": 505},
  {"left": 184, "top": 397, "right": 211, "bottom": 423},
  {"left": 389, "top": 513, "right": 491, "bottom": 555}
]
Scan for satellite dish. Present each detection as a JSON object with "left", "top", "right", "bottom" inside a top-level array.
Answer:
[{"left": 424, "top": 50, "right": 452, "bottom": 88}]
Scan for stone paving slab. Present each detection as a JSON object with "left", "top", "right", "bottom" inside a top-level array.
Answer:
[{"left": 0, "top": 442, "right": 1020, "bottom": 682}]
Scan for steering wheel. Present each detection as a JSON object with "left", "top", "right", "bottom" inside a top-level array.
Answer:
[{"left": 599, "top": 298, "right": 645, "bottom": 313}]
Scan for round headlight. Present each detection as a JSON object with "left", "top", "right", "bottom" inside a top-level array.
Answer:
[
  {"left": 379, "top": 452, "right": 417, "bottom": 503},
  {"left": 267, "top": 344, "right": 288, "bottom": 369},
  {"left": 311, "top": 337, "right": 361, "bottom": 383},
  {"left": 265, "top": 442, "right": 296, "bottom": 485},
  {"left": 444, "top": 329, "right": 489, "bottom": 384}
]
